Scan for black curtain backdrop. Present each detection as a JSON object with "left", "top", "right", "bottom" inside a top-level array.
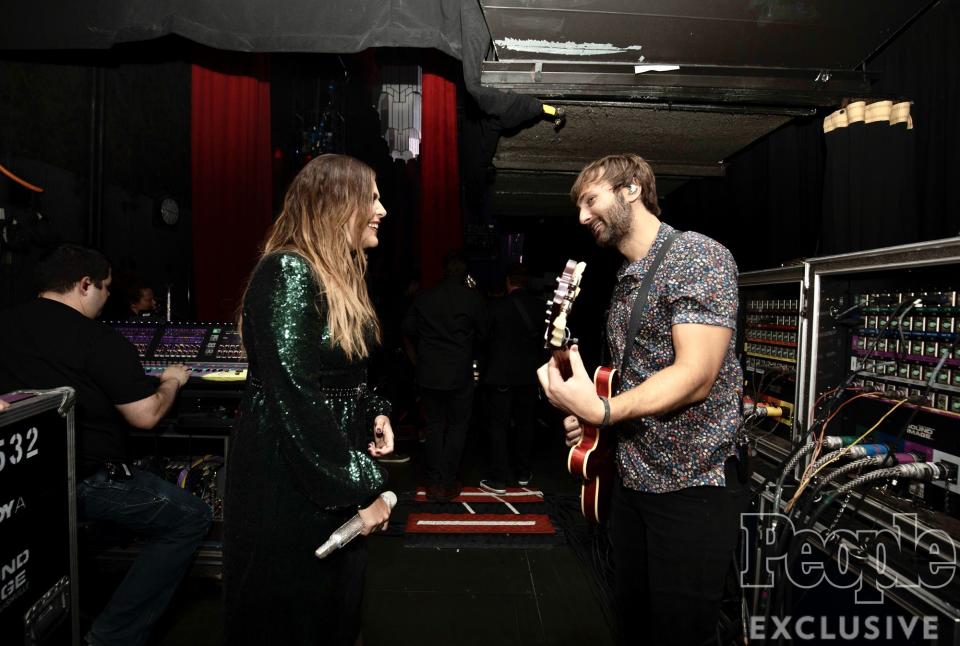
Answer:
[
  {"left": 819, "top": 101, "right": 917, "bottom": 255},
  {"left": 666, "top": 0, "right": 959, "bottom": 271},
  {"left": 665, "top": 116, "right": 824, "bottom": 272},
  {"left": 872, "top": 0, "right": 960, "bottom": 242}
]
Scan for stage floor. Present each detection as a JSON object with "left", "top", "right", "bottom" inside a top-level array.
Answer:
[{"left": 84, "top": 414, "right": 616, "bottom": 645}]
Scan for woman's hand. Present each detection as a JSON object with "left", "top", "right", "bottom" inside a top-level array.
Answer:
[
  {"left": 357, "top": 494, "right": 391, "bottom": 535},
  {"left": 368, "top": 415, "right": 395, "bottom": 458}
]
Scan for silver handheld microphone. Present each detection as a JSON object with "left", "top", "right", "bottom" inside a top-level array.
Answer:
[{"left": 314, "top": 491, "right": 397, "bottom": 559}]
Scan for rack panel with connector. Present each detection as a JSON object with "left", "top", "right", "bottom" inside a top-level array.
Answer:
[
  {"left": 743, "top": 297, "right": 802, "bottom": 365},
  {"left": 841, "top": 287, "right": 960, "bottom": 420},
  {"left": 748, "top": 453, "right": 960, "bottom": 639},
  {"left": 744, "top": 241, "right": 960, "bottom": 638},
  {"left": 737, "top": 272, "right": 806, "bottom": 452}
]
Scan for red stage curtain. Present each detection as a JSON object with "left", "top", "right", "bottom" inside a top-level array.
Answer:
[
  {"left": 418, "top": 58, "right": 461, "bottom": 287},
  {"left": 191, "top": 53, "right": 272, "bottom": 321}
]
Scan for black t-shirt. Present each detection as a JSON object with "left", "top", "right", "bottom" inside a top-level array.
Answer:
[{"left": 0, "top": 298, "right": 155, "bottom": 473}]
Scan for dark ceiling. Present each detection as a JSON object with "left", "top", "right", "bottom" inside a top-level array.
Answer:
[
  {"left": 0, "top": 0, "right": 938, "bottom": 225},
  {"left": 478, "top": 0, "right": 935, "bottom": 218},
  {"left": 481, "top": 1, "right": 929, "bottom": 69}
]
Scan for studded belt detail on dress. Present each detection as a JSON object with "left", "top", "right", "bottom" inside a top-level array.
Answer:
[
  {"left": 249, "top": 375, "right": 366, "bottom": 398},
  {"left": 317, "top": 383, "right": 368, "bottom": 398}
]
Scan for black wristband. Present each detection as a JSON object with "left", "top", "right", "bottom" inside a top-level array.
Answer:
[{"left": 599, "top": 396, "right": 611, "bottom": 427}]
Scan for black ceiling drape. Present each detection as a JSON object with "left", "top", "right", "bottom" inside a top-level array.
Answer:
[
  {"left": 2, "top": 1, "right": 466, "bottom": 52},
  {"left": 0, "top": 0, "right": 540, "bottom": 126}
]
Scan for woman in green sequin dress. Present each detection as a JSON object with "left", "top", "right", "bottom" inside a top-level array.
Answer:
[{"left": 224, "top": 155, "right": 394, "bottom": 645}]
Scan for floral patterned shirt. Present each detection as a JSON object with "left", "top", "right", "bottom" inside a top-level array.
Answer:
[{"left": 607, "top": 222, "right": 743, "bottom": 493}]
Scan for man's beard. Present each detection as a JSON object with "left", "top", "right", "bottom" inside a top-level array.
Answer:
[{"left": 593, "top": 192, "right": 632, "bottom": 248}]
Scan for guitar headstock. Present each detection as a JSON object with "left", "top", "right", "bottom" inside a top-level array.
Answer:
[{"left": 544, "top": 259, "right": 586, "bottom": 350}]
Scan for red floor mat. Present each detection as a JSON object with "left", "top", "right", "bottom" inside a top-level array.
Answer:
[
  {"left": 414, "top": 486, "right": 544, "bottom": 504},
  {"left": 404, "top": 513, "right": 555, "bottom": 534}
]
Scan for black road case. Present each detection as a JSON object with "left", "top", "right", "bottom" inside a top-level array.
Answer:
[{"left": 0, "top": 388, "right": 79, "bottom": 646}]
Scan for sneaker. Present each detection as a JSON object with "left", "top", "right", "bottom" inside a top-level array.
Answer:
[
  {"left": 516, "top": 472, "right": 532, "bottom": 487},
  {"left": 479, "top": 479, "right": 507, "bottom": 495},
  {"left": 377, "top": 452, "right": 411, "bottom": 464}
]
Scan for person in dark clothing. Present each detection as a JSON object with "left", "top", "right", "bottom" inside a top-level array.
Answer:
[
  {"left": 223, "top": 154, "right": 395, "bottom": 646},
  {"left": 402, "top": 251, "right": 488, "bottom": 501},
  {"left": 0, "top": 243, "right": 212, "bottom": 646},
  {"left": 125, "top": 280, "right": 158, "bottom": 319},
  {"left": 479, "top": 263, "right": 544, "bottom": 493}
]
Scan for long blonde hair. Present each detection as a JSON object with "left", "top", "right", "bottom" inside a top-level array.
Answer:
[{"left": 246, "top": 154, "right": 381, "bottom": 360}]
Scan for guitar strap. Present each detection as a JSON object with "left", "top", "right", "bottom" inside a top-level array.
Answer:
[{"left": 617, "top": 230, "right": 681, "bottom": 381}]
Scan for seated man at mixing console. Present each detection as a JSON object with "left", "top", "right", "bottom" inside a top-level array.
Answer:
[{"left": 0, "top": 243, "right": 212, "bottom": 646}]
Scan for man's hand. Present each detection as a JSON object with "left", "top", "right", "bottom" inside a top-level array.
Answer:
[
  {"left": 357, "top": 494, "right": 391, "bottom": 535},
  {"left": 160, "top": 364, "right": 190, "bottom": 388},
  {"left": 563, "top": 415, "right": 583, "bottom": 447},
  {"left": 536, "top": 345, "right": 605, "bottom": 425},
  {"left": 118, "top": 363, "right": 189, "bottom": 429},
  {"left": 368, "top": 415, "right": 395, "bottom": 457}
]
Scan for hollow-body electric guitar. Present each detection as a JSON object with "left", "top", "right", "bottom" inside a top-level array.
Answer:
[{"left": 544, "top": 260, "right": 616, "bottom": 523}]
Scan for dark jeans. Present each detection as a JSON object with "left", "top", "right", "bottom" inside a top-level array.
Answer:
[
  {"left": 78, "top": 468, "right": 213, "bottom": 646},
  {"left": 609, "top": 461, "right": 750, "bottom": 646},
  {"left": 484, "top": 384, "right": 536, "bottom": 483},
  {"left": 421, "top": 384, "right": 474, "bottom": 487}
]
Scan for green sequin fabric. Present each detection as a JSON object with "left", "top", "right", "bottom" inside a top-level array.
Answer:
[
  {"left": 223, "top": 252, "right": 390, "bottom": 642},
  {"left": 229, "top": 252, "right": 389, "bottom": 510}
]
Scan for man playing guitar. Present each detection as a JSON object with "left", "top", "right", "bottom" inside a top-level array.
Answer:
[{"left": 537, "top": 154, "right": 749, "bottom": 646}]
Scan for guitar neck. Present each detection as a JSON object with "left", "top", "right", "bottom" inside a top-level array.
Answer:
[{"left": 551, "top": 348, "right": 574, "bottom": 380}]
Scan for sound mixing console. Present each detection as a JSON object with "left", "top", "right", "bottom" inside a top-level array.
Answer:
[
  {"left": 111, "top": 321, "right": 248, "bottom": 381},
  {"left": 107, "top": 321, "right": 248, "bottom": 534}
]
